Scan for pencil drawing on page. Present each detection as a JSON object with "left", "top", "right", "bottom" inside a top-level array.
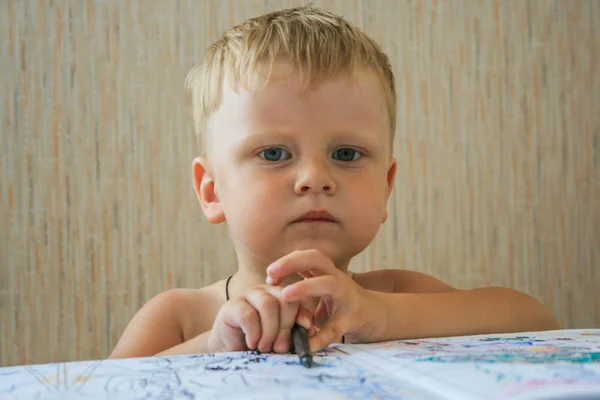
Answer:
[
  {"left": 1, "top": 329, "right": 599, "bottom": 399},
  {"left": 0, "top": 348, "right": 419, "bottom": 399}
]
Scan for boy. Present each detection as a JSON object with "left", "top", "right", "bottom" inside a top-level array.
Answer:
[{"left": 110, "top": 5, "right": 558, "bottom": 359}]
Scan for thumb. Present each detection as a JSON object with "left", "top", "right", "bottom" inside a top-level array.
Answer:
[
  {"left": 308, "top": 315, "right": 345, "bottom": 352},
  {"left": 295, "top": 307, "right": 314, "bottom": 330}
]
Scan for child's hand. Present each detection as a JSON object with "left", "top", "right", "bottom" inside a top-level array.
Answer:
[
  {"left": 266, "top": 249, "right": 387, "bottom": 352},
  {"left": 208, "top": 285, "right": 314, "bottom": 354}
]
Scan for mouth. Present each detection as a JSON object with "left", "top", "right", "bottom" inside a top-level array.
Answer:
[{"left": 293, "top": 210, "right": 338, "bottom": 223}]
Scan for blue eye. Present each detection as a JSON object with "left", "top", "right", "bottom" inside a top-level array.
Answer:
[
  {"left": 332, "top": 148, "right": 361, "bottom": 161},
  {"left": 259, "top": 147, "right": 291, "bottom": 162}
]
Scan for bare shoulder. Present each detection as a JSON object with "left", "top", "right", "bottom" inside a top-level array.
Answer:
[
  {"left": 351, "top": 269, "right": 457, "bottom": 294},
  {"left": 175, "top": 281, "right": 228, "bottom": 341},
  {"left": 109, "top": 280, "right": 227, "bottom": 359}
]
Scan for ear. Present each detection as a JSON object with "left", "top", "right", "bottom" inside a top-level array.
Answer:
[
  {"left": 382, "top": 156, "right": 398, "bottom": 223},
  {"left": 192, "top": 157, "right": 226, "bottom": 224}
]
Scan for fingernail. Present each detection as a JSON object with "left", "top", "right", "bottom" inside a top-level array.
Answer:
[
  {"left": 265, "top": 276, "right": 274, "bottom": 285},
  {"left": 282, "top": 286, "right": 293, "bottom": 298},
  {"left": 266, "top": 263, "right": 278, "bottom": 273},
  {"left": 275, "top": 339, "right": 288, "bottom": 353},
  {"left": 298, "top": 316, "right": 311, "bottom": 330}
]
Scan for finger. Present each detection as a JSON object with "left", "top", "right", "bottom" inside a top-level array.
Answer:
[
  {"left": 266, "top": 266, "right": 317, "bottom": 286},
  {"left": 246, "top": 290, "right": 280, "bottom": 353},
  {"left": 272, "top": 302, "right": 300, "bottom": 354},
  {"left": 266, "top": 249, "right": 335, "bottom": 285},
  {"left": 298, "top": 296, "right": 320, "bottom": 315},
  {"left": 314, "top": 299, "right": 330, "bottom": 327},
  {"left": 309, "top": 316, "right": 345, "bottom": 352},
  {"left": 266, "top": 270, "right": 314, "bottom": 286},
  {"left": 282, "top": 275, "right": 339, "bottom": 302},
  {"left": 295, "top": 307, "right": 314, "bottom": 330},
  {"left": 228, "top": 299, "right": 261, "bottom": 350}
]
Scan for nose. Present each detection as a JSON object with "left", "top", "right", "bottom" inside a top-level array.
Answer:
[{"left": 294, "top": 159, "right": 337, "bottom": 195}]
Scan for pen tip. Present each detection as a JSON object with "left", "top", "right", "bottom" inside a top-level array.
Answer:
[{"left": 300, "top": 356, "right": 313, "bottom": 368}]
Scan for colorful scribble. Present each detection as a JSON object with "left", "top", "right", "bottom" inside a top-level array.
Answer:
[
  {"left": 417, "top": 351, "right": 600, "bottom": 364},
  {"left": 1, "top": 329, "right": 599, "bottom": 399}
]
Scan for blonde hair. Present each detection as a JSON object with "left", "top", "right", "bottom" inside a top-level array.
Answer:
[{"left": 185, "top": 4, "right": 396, "bottom": 152}]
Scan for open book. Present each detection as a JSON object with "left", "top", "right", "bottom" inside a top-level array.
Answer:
[{"left": 1, "top": 329, "right": 599, "bottom": 399}]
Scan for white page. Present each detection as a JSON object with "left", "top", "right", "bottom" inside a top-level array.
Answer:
[
  {"left": 0, "top": 347, "right": 441, "bottom": 400},
  {"left": 345, "top": 329, "right": 600, "bottom": 400},
  {"left": 2, "top": 329, "right": 598, "bottom": 399}
]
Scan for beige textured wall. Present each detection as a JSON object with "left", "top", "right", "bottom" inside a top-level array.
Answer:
[{"left": 1, "top": 0, "right": 599, "bottom": 367}]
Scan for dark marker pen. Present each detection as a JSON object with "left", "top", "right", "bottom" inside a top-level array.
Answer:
[{"left": 292, "top": 324, "right": 313, "bottom": 368}]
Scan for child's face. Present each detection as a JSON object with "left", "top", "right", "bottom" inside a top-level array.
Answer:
[{"left": 194, "top": 63, "right": 396, "bottom": 270}]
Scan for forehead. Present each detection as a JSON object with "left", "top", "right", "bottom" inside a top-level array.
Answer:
[{"left": 210, "top": 64, "right": 389, "bottom": 141}]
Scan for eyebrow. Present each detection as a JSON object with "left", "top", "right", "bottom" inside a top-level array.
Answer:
[
  {"left": 233, "top": 129, "right": 385, "bottom": 151},
  {"left": 230, "top": 132, "right": 293, "bottom": 157},
  {"left": 234, "top": 131, "right": 292, "bottom": 146}
]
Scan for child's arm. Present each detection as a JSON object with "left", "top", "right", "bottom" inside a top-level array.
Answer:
[
  {"left": 267, "top": 249, "right": 559, "bottom": 352},
  {"left": 110, "top": 285, "right": 315, "bottom": 358},
  {"left": 354, "top": 268, "right": 559, "bottom": 338},
  {"left": 109, "top": 289, "right": 211, "bottom": 359},
  {"left": 370, "top": 285, "right": 559, "bottom": 342}
]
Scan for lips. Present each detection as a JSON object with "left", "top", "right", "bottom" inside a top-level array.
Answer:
[{"left": 293, "top": 210, "right": 337, "bottom": 223}]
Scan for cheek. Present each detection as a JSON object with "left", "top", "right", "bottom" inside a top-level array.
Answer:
[
  {"left": 348, "top": 173, "right": 388, "bottom": 204},
  {"left": 241, "top": 191, "right": 277, "bottom": 219},
  {"left": 223, "top": 179, "right": 283, "bottom": 230}
]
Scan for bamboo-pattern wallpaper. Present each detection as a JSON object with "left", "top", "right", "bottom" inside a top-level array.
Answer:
[{"left": 1, "top": 0, "right": 599, "bottom": 367}]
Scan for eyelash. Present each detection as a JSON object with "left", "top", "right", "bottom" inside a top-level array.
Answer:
[
  {"left": 331, "top": 148, "right": 362, "bottom": 161},
  {"left": 258, "top": 147, "right": 363, "bottom": 162},
  {"left": 259, "top": 147, "right": 292, "bottom": 162}
]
